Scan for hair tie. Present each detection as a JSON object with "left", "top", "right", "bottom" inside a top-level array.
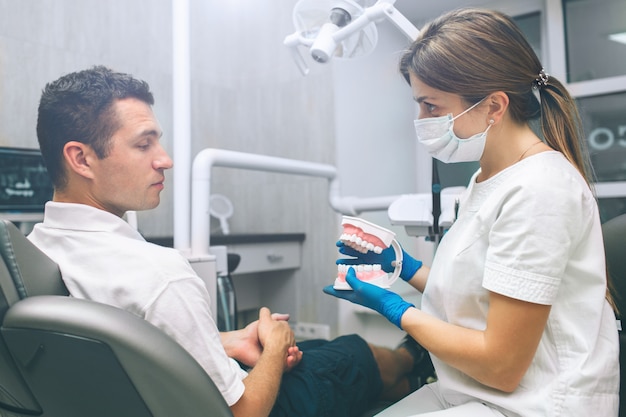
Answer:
[{"left": 533, "top": 68, "right": 549, "bottom": 90}]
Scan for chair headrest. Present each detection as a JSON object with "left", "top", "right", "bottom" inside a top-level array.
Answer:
[{"left": 0, "top": 220, "right": 68, "bottom": 306}]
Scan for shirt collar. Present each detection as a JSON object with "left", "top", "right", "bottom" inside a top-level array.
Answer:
[{"left": 42, "top": 201, "right": 145, "bottom": 241}]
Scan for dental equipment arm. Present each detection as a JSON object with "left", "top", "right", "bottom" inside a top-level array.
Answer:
[
  {"left": 323, "top": 267, "right": 414, "bottom": 328},
  {"left": 336, "top": 241, "right": 422, "bottom": 282},
  {"left": 187, "top": 148, "right": 402, "bottom": 256},
  {"left": 430, "top": 158, "right": 441, "bottom": 241},
  {"left": 284, "top": 0, "right": 419, "bottom": 76}
]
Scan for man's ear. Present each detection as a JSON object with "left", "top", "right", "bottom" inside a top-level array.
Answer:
[{"left": 63, "top": 141, "right": 96, "bottom": 179}]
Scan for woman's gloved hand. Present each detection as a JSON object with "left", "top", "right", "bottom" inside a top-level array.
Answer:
[
  {"left": 336, "top": 241, "right": 423, "bottom": 282},
  {"left": 323, "top": 267, "right": 414, "bottom": 329}
]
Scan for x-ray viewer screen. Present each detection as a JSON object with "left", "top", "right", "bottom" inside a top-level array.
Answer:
[{"left": 0, "top": 147, "right": 53, "bottom": 212}]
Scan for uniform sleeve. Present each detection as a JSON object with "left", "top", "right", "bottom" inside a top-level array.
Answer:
[
  {"left": 482, "top": 166, "right": 594, "bottom": 305},
  {"left": 145, "top": 277, "right": 246, "bottom": 406}
]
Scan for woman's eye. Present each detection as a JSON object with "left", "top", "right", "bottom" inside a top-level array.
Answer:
[{"left": 418, "top": 103, "right": 437, "bottom": 118}]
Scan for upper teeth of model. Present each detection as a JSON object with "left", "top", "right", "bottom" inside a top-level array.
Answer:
[{"left": 340, "top": 233, "right": 384, "bottom": 254}]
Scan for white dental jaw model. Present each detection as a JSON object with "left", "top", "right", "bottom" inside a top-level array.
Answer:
[{"left": 334, "top": 216, "right": 403, "bottom": 290}]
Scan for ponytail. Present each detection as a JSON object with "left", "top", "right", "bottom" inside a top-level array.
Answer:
[{"left": 537, "top": 77, "right": 595, "bottom": 186}]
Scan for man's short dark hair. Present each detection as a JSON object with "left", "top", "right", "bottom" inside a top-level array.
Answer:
[{"left": 36, "top": 65, "right": 155, "bottom": 189}]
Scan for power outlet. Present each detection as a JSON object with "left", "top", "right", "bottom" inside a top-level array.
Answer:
[{"left": 292, "top": 322, "right": 331, "bottom": 340}]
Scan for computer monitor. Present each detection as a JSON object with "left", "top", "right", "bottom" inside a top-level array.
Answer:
[{"left": 0, "top": 146, "right": 53, "bottom": 222}]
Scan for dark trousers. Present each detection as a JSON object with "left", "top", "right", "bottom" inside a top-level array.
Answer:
[{"left": 269, "top": 335, "right": 383, "bottom": 417}]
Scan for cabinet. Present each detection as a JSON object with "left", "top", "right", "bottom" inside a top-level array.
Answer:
[
  {"left": 148, "top": 233, "right": 305, "bottom": 321},
  {"left": 211, "top": 234, "right": 304, "bottom": 316}
]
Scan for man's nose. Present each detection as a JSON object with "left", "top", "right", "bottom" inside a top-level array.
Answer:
[{"left": 154, "top": 145, "right": 173, "bottom": 169}]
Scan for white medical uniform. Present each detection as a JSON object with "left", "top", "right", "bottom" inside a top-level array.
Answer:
[
  {"left": 381, "top": 151, "right": 619, "bottom": 417},
  {"left": 28, "top": 202, "right": 247, "bottom": 406}
]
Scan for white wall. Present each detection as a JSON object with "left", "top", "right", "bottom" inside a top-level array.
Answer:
[{"left": 0, "top": 0, "right": 341, "bottom": 330}]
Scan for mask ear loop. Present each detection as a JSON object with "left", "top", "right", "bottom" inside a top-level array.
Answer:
[{"left": 451, "top": 97, "right": 488, "bottom": 121}]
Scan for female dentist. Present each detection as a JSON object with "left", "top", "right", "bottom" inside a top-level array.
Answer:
[{"left": 324, "top": 8, "right": 619, "bottom": 417}]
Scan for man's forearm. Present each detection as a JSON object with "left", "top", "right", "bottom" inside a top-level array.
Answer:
[{"left": 229, "top": 347, "right": 286, "bottom": 417}]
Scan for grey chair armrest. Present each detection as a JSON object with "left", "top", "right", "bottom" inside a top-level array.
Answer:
[{"left": 3, "top": 295, "right": 233, "bottom": 417}]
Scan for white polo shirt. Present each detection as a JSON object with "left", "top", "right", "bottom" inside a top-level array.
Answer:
[
  {"left": 28, "top": 202, "right": 247, "bottom": 406},
  {"left": 422, "top": 151, "right": 619, "bottom": 416}
]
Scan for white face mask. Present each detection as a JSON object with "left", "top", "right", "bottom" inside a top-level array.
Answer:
[{"left": 413, "top": 98, "right": 492, "bottom": 163}]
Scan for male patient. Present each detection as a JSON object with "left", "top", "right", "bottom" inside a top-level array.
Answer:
[{"left": 28, "top": 66, "right": 421, "bottom": 417}]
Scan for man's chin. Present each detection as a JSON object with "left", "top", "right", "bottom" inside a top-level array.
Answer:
[
  {"left": 129, "top": 199, "right": 161, "bottom": 213},
  {"left": 144, "top": 200, "right": 161, "bottom": 210}
]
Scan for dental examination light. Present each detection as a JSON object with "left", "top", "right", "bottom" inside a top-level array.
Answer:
[
  {"left": 283, "top": 0, "right": 419, "bottom": 75},
  {"left": 284, "top": 0, "right": 461, "bottom": 243}
]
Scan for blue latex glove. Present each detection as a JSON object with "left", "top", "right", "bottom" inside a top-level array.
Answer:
[
  {"left": 336, "top": 241, "right": 423, "bottom": 282},
  {"left": 323, "top": 267, "right": 414, "bottom": 328}
]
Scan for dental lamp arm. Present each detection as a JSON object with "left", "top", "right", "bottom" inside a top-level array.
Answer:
[
  {"left": 332, "top": 0, "right": 419, "bottom": 43},
  {"left": 312, "top": 1, "right": 419, "bottom": 64},
  {"left": 284, "top": 0, "right": 419, "bottom": 74},
  {"left": 283, "top": 32, "right": 311, "bottom": 76},
  {"left": 374, "top": 0, "right": 419, "bottom": 40}
]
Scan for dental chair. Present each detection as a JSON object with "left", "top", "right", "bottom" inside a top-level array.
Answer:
[
  {"left": 0, "top": 219, "right": 233, "bottom": 417},
  {"left": 602, "top": 213, "right": 626, "bottom": 417}
]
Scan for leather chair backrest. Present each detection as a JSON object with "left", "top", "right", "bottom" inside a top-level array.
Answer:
[
  {"left": 601, "top": 213, "right": 626, "bottom": 417},
  {"left": 603, "top": 214, "right": 626, "bottom": 317},
  {"left": 0, "top": 220, "right": 68, "bottom": 304}
]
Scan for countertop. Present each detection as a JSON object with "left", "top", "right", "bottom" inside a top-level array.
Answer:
[{"left": 146, "top": 233, "right": 306, "bottom": 248}]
